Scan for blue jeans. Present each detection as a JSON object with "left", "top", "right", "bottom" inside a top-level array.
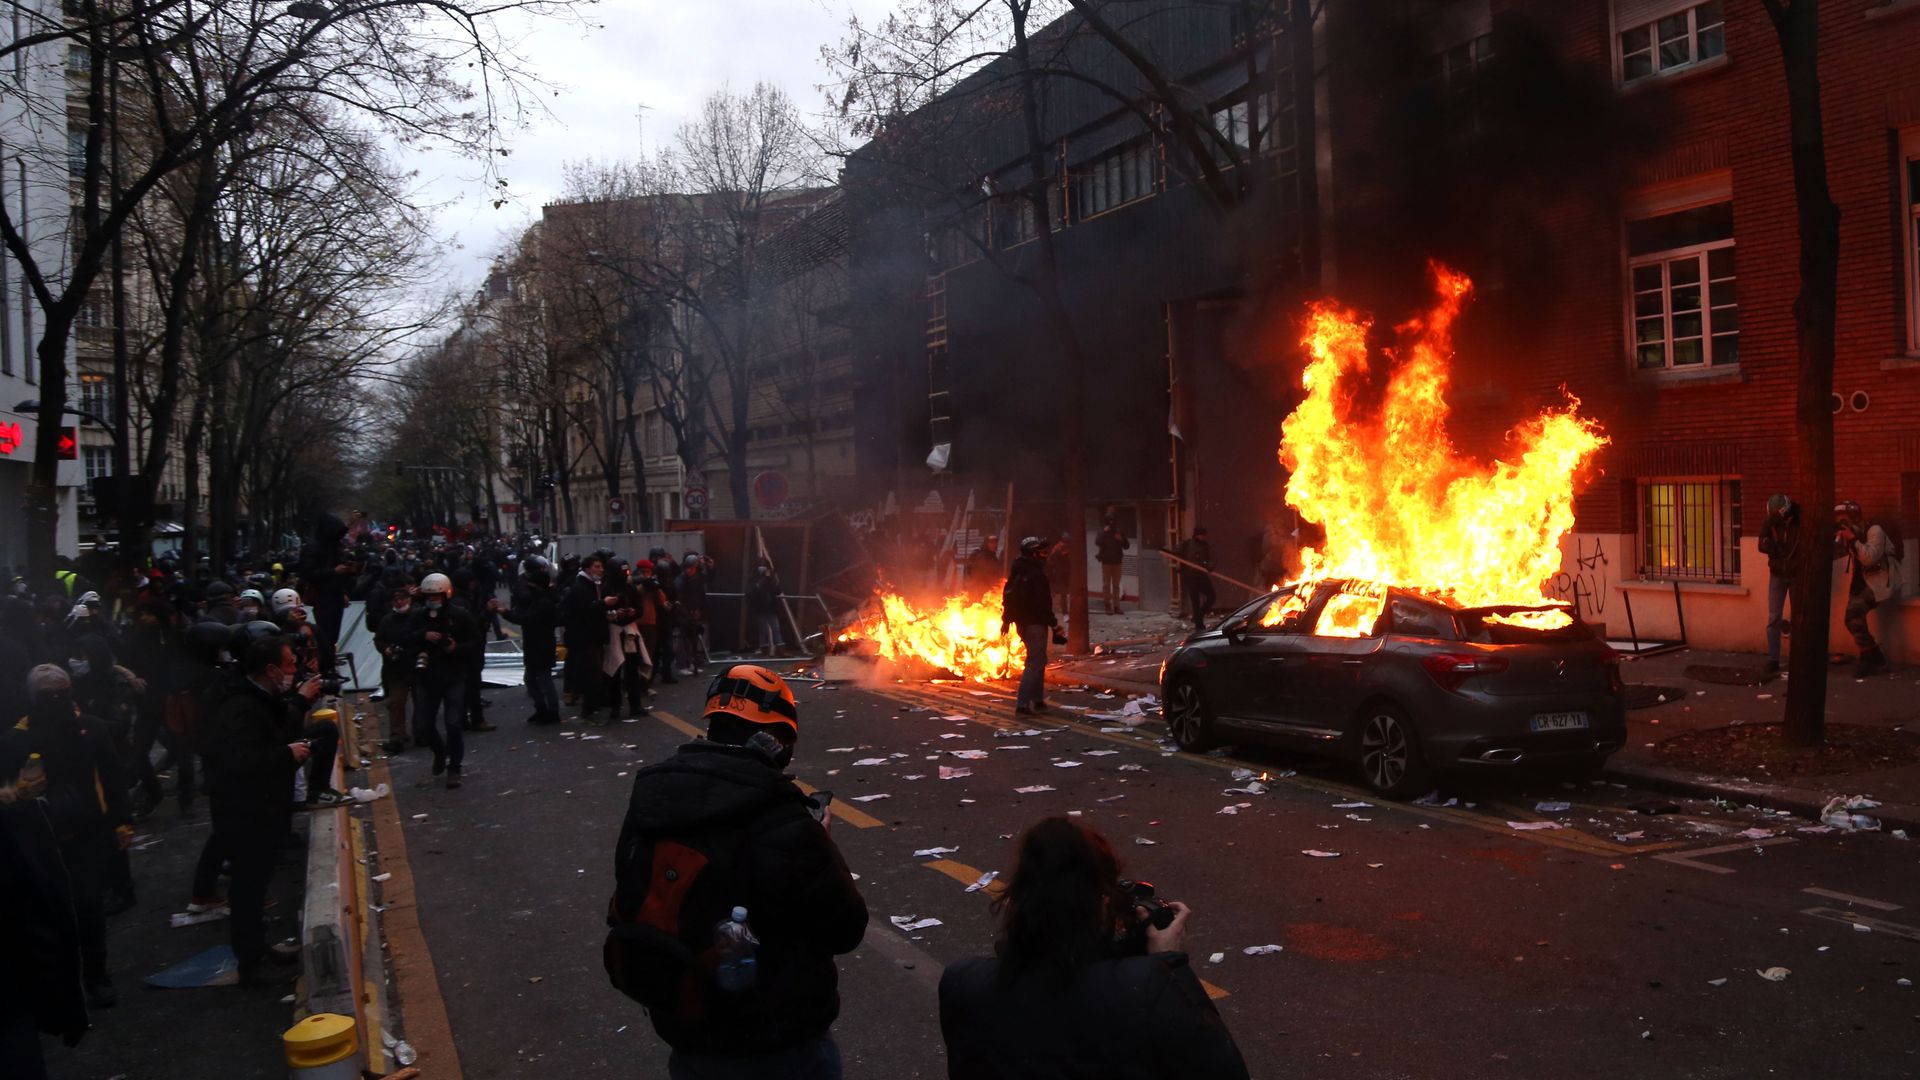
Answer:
[
  {"left": 668, "top": 1034, "right": 842, "bottom": 1080},
  {"left": 413, "top": 677, "right": 466, "bottom": 769},
  {"left": 1766, "top": 574, "right": 1791, "bottom": 661},
  {"left": 525, "top": 662, "right": 558, "bottom": 715},
  {"left": 1017, "top": 622, "right": 1049, "bottom": 709}
]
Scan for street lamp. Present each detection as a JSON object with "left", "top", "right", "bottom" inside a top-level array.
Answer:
[{"left": 15, "top": 399, "right": 120, "bottom": 447}]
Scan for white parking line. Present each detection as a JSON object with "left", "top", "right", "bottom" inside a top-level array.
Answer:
[
  {"left": 1799, "top": 907, "right": 1920, "bottom": 943},
  {"left": 1651, "top": 836, "right": 1797, "bottom": 874},
  {"left": 1802, "top": 887, "right": 1902, "bottom": 912}
]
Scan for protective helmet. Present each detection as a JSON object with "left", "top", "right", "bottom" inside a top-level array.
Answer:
[
  {"left": 271, "top": 588, "right": 302, "bottom": 613},
  {"left": 593, "top": 546, "right": 617, "bottom": 562},
  {"left": 1835, "top": 499, "right": 1862, "bottom": 519},
  {"left": 247, "top": 572, "right": 271, "bottom": 588},
  {"left": 419, "top": 572, "right": 453, "bottom": 596},
  {"left": 521, "top": 555, "right": 553, "bottom": 587},
  {"left": 238, "top": 589, "right": 266, "bottom": 606},
  {"left": 683, "top": 551, "right": 700, "bottom": 564},
  {"left": 184, "top": 619, "right": 232, "bottom": 660},
  {"left": 1766, "top": 494, "right": 1793, "bottom": 519},
  {"left": 1020, "top": 536, "right": 1048, "bottom": 555},
  {"left": 703, "top": 665, "right": 798, "bottom": 733},
  {"left": 204, "top": 581, "right": 234, "bottom": 600},
  {"left": 230, "top": 619, "right": 284, "bottom": 651}
]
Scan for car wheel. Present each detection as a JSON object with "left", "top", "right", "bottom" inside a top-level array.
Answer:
[
  {"left": 1357, "top": 705, "right": 1429, "bottom": 799},
  {"left": 1164, "top": 677, "right": 1216, "bottom": 752}
]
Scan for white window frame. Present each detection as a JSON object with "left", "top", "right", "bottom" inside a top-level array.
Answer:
[
  {"left": 1617, "top": 1, "right": 1725, "bottom": 85},
  {"left": 1622, "top": 186, "right": 1738, "bottom": 373},
  {"left": 81, "top": 444, "right": 112, "bottom": 483},
  {"left": 1903, "top": 129, "right": 1920, "bottom": 355},
  {"left": 77, "top": 373, "right": 111, "bottom": 420},
  {"left": 1075, "top": 139, "right": 1154, "bottom": 220},
  {"left": 1637, "top": 475, "right": 1742, "bottom": 583}
]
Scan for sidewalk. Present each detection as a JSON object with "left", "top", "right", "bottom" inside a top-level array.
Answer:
[{"left": 1044, "top": 613, "right": 1920, "bottom": 833}]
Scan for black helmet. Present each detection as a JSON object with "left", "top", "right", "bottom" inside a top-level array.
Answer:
[
  {"left": 230, "top": 619, "right": 284, "bottom": 651},
  {"left": 521, "top": 555, "right": 553, "bottom": 586},
  {"left": 184, "top": 619, "right": 232, "bottom": 661},
  {"left": 1020, "top": 536, "right": 1047, "bottom": 555},
  {"left": 593, "top": 546, "right": 617, "bottom": 562},
  {"left": 203, "top": 580, "right": 235, "bottom": 600}
]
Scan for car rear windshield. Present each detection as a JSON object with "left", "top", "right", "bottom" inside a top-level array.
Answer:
[{"left": 1454, "top": 607, "right": 1596, "bottom": 645}]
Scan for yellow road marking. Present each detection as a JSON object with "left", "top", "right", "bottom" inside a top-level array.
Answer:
[{"left": 650, "top": 710, "right": 884, "bottom": 829}]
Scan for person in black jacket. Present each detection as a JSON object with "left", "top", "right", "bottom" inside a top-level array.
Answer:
[
  {"left": 374, "top": 587, "right": 417, "bottom": 753},
  {"left": 403, "top": 573, "right": 481, "bottom": 788},
  {"left": 492, "top": 556, "right": 561, "bottom": 725},
  {"left": 1757, "top": 494, "right": 1805, "bottom": 675},
  {"left": 297, "top": 513, "right": 356, "bottom": 677},
  {"left": 939, "top": 817, "right": 1248, "bottom": 1080},
  {"left": 0, "top": 666, "right": 133, "bottom": 1008},
  {"left": 197, "top": 637, "right": 320, "bottom": 983},
  {"left": 1, "top": 763, "right": 89, "bottom": 1079},
  {"left": 609, "top": 665, "right": 866, "bottom": 1079},
  {"left": 1174, "top": 528, "right": 1216, "bottom": 632},
  {"left": 562, "top": 556, "right": 608, "bottom": 719},
  {"left": 1000, "top": 537, "right": 1058, "bottom": 716}
]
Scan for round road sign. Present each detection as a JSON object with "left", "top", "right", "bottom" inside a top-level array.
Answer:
[{"left": 685, "top": 485, "right": 709, "bottom": 514}]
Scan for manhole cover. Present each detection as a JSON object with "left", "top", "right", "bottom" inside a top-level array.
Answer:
[{"left": 1625, "top": 684, "right": 1688, "bottom": 709}]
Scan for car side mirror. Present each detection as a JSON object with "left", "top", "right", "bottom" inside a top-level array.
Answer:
[{"left": 1220, "top": 615, "right": 1249, "bottom": 644}]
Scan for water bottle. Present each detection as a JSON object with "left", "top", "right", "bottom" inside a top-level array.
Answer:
[
  {"left": 19, "top": 752, "right": 45, "bottom": 793},
  {"left": 713, "top": 906, "right": 759, "bottom": 993}
]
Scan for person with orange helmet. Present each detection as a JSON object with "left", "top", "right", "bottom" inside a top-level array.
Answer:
[{"left": 606, "top": 664, "right": 867, "bottom": 1078}]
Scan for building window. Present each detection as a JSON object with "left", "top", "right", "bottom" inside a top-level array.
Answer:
[
  {"left": 78, "top": 374, "right": 112, "bottom": 422},
  {"left": 76, "top": 289, "right": 110, "bottom": 331},
  {"left": 1619, "top": 2, "right": 1725, "bottom": 83},
  {"left": 1627, "top": 200, "right": 1737, "bottom": 370},
  {"left": 1638, "top": 477, "right": 1741, "bottom": 582},
  {"left": 1075, "top": 138, "right": 1153, "bottom": 219},
  {"left": 81, "top": 444, "right": 112, "bottom": 484},
  {"left": 66, "top": 45, "right": 91, "bottom": 74},
  {"left": 1904, "top": 131, "right": 1920, "bottom": 354},
  {"left": 1436, "top": 33, "right": 1495, "bottom": 131},
  {"left": 67, "top": 129, "right": 88, "bottom": 176}
]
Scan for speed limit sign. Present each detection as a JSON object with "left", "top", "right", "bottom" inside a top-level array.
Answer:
[{"left": 684, "top": 485, "right": 709, "bottom": 514}]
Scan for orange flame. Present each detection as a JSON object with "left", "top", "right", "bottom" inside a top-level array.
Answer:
[
  {"left": 838, "top": 588, "right": 1025, "bottom": 682},
  {"left": 1270, "top": 265, "right": 1605, "bottom": 628}
]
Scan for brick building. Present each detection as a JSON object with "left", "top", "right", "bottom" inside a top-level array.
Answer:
[{"left": 1309, "top": 0, "right": 1920, "bottom": 656}]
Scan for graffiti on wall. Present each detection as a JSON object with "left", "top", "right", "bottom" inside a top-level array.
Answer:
[{"left": 1549, "top": 537, "right": 1610, "bottom": 620}]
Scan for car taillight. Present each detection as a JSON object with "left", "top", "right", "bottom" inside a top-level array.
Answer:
[
  {"left": 1603, "top": 650, "right": 1625, "bottom": 693},
  {"left": 1421, "top": 652, "right": 1509, "bottom": 693}
]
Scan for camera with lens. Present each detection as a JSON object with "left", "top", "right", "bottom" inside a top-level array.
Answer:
[
  {"left": 318, "top": 677, "right": 344, "bottom": 696},
  {"left": 1121, "top": 879, "right": 1176, "bottom": 931}
]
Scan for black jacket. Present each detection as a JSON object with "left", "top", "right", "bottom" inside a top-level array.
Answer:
[
  {"left": 197, "top": 673, "right": 301, "bottom": 820},
  {"left": 0, "top": 710, "right": 130, "bottom": 846},
  {"left": 613, "top": 741, "right": 867, "bottom": 1056},
  {"left": 1758, "top": 505, "right": 1807, "bottom": 578},
  {"left": 746, "top": 572, "right": 783, "bottom": 618},
  {"left": 375, "top": 608, "right": 417, "bottom": 679},
  {"left": 939, "top": 952, "right": 1249, "bottom": 1080},
  {"left": 400, "top": 602, "right": 481, "bottom": 684},
  {"left": 1174, "top": 538, "right": 1215, "bottom": 586},
  {"left": 1095, "top": 527, "right": 1130, "bottom": 565},
  {"left": 1001, "top": 555, "right": 1055, "bottom": 628},
  {"left": 563, "top": 572, "right": 606, "bottom": 651},
  {"left": 0, "top": 797, "right": 87, "bottom": 1045},
  {"left": 299, "top": 514, "right": 354, "bottom": 612},
  {"left": 503, "top": 583, "right": 560, "bottom": 667}
]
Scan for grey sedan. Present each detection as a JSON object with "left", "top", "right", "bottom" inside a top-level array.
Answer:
[{"left": 1158, "top": 580, "right": 1626, "bottom": 798}]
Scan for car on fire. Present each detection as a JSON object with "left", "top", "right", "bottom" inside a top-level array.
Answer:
[{"left": 1158, "top": 579, "right": 1626, "bottom": 798}]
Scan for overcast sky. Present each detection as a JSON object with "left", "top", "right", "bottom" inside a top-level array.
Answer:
[{"left": 403, "top": 0, "right": 896, "bottom": 296}]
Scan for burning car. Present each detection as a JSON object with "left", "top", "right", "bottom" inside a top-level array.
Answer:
[{"left": 1159, "top": 579, "right": 1625, "bottom": 798}]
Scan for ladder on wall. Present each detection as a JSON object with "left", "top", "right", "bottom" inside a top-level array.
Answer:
[{"left": 927, "top": 272, "right": 952, "bottom": 460}]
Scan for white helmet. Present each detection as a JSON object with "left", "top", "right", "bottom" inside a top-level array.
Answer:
[
  {"left": 271, "top": 588, "right": 302, "bottom": 613},
  {"left": 419, "top": 572, "right": 453, "bottom": 596},
  {"left": 238, "top": 589, "right": 266, "bottom": 606}
]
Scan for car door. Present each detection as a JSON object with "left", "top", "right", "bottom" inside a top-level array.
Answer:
[
  {"left": 1200, "top": 591, "right": 1296, "bottom": 726},
  {"left": 1269, "top": 583, "right": 1389, "bottom": 743}
]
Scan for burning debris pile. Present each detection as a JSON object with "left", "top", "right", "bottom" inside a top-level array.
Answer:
[
  {"left": 1270, "top": 265, "right": 1607, "bottom": 631},
  {"left": 837, "top": 588, "right": 1025, "bottom": 682}
]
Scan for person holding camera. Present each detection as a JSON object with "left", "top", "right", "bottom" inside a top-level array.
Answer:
[
  {"left": 403, "top": 573, "right": 481, "bottom": 788},
  {"left": 198, "top": 636, "right": 324, "bottom": 984},
  {"left": 1001, "top": 537, "right": 1063, "bottom": 716},
  {"left": 1834, "top": 499, "right": 1896, "bottom": 678},
  {"left": 938, "top": 817, "right": 1248, "bottom": 1080}
]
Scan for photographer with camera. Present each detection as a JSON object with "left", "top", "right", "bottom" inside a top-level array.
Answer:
[
  {"left": 939, "top": 817, "right": 1248, "bottom": 1080},
  {"left": 1001, "top": 537, "right": 1067, "bottom": 717}
]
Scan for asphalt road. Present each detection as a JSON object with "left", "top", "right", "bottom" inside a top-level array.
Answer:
[{"left": 383, "top": 674, "right": 1920, "bottom": 1080}]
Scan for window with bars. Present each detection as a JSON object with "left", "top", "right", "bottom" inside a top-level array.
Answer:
[
  {"left": 1074, "top": 139, "right": 1154, "bottom": 220},
  {"left": 1619, "top": 1, "right": 1724, "bottom": 83},
  {"left": 1638, "top": 477, "right": 1741, "bottom": 582},
  {"left": 1903, "top": 131, "right": 1920, "bottom": 354},
  {"left": 77, "top": 374, "right": 111, "bottom": 422},
  {"left": 1628, "top": 201, "right": 1738, "bottom": 370}
]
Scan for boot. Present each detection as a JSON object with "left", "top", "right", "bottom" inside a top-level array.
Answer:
[{"left": 1855, "top": 647, "right": 1888, "bottom": 678}]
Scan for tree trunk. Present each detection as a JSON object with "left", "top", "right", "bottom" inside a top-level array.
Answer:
[
  {"left": 1010, "top": 1, "right": 1092, "bottom": 653},
  {"left": 1770, "top": 0, "right": 1840, "bottom": 747},
  {"left": 182, "top": 396, "right": 207, "bottom": 563},
  {"left": 26, "top": 315, "right": 76, "bottom": 583}
]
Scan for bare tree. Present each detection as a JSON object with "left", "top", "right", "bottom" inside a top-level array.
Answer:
[
  {"left": 0, "top": 0, "right": 586, "bottom": 579},
  {"left": 1763, "top": 0, "right": 1839, "bottom": 746}
]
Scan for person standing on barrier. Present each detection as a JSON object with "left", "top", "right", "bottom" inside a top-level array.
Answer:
[{"left": 197, "top": 638, "right": 319, "bottom": 985}]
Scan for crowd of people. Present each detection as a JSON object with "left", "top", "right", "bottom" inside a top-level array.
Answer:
[{"left": 0, "top": 511, "right": 742, "bottom": 1079}]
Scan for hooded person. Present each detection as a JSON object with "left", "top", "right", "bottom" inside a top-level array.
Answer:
[
  {"left": 606, "top": 665, "right": 867, "bottom": 1078},
  {"left": 1, "top": 732, "right": 90, "bottom": 1076},
  {"left": 200, "top": 581, "right": 240, "bottom": 626},
  {"left": 0, "top": 665, "right": 131, "bottom": 1009},
  {"left": 298, "top": 513, "right": 356, "bottom": 677}
]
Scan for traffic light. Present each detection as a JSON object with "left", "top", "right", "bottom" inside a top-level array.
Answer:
[{"left": 55, "top": 427, "right": 77, "bottom": 460}]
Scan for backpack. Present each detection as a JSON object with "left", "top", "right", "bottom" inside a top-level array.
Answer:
[{"left": 602, "top": 815, "right": 758, "bottom": 1021}]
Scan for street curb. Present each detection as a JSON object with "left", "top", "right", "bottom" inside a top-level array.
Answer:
[
  {"left": 1046, "top": 666, "right": 1160, "bottom": 700},
  {"left": 1601, "top": 759, "right": 1920, "bottom": 834}
]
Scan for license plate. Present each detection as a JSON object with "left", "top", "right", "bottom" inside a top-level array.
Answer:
[{"left": 1530, "top": 711, "right": 1589, "bottom": 733}]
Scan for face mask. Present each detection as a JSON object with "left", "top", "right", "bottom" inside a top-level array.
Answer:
[
  {"left": 425, "top": 598, "right": 444, "bottom": 610},
  {"left": 67, "top": 658, "right": 91, "bottom": 677},
  {"left": 274, "top": 669, "right": 295, "bottom": 694},
  {"left": 238, "top": 604, "right": 260, "bottom": 619},
  {"left": 393, "top": 603, "right": 412, "bottom": 616}
]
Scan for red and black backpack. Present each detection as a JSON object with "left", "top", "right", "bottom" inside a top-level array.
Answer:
[{"left": 603, "top": 814, "right": 759, "bottom": 1021}]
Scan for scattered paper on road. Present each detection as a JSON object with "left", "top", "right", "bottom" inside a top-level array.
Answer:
[
  {"left": 913, "top": 846, "right": 959, "bottom": 857},
  {"left": 1332, "top": 801, "right": 1372, "bottom": 809},
  {"left": 1083, "top": 749, "right": 1119, "bottom": 757},
  {"left": 1053, "top": 761, "right": 1083, "bottom": 768},
  {"left": 939, "top": 766, "right": 972, "bottom": 780},
  {"left": 850, "top": 794, "right": 891, "bottom": 803},
  {"left": 1015, "top": 785, "right": 1055, "bottom": 794},
  {"left": 1507, "top": 821, "right": 1566, "bottom": 831},
  {"left": 1534, "top": 801, "right": 1571, "bottom": 813},
  {"left": 964, "top": 870, "right": 1000, "bottom": 893},
  {"left": 891, "top": 915, "right": 943, "bottom": 932},
  {"left": 1224, "top": 782, "right": 1267, "bottom": 795},
  {"left": 851, "top": 758, "right": 889, "bottom": 766},
  {"left": 1301, "top": 849, "right": 1340, "bottom": 858},
  {"left": 1242, "top": 944, "right": 1284, "bottom": 955},
  {"left": 1134, "top": 837, "right": 1157, "bottom": 845},
  {"left": 1117, "top": 764, "right": 1147, "bottom": 772},
  {"left": 1208, "top": 952, "right": 1225, "bottom": 964},
  {"left": 1217, "top": 802, "right": 1254, "bottom": 815},
  {"left": 949, "top": 750, "right": 990, "bottom": 760},
  {"left": 1756, "top": 967, "right": 1791, "bottom": 982}
]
